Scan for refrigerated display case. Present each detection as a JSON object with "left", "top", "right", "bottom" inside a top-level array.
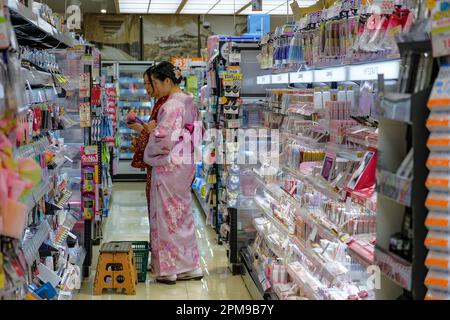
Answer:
[{"left": 116, "top": 61, "right": 154, "bottom": 180}]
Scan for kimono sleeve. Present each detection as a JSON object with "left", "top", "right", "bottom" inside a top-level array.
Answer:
[{"left": 143, "top": 99, "right": 184, "bottom": 167}]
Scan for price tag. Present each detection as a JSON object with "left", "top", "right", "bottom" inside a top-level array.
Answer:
[
  {"left": 290, "top": 71, "right": 313, "bottom": 83},
  {"left": 271, "top": 73, "right": 289, "bottom": 84},
  {"left": 371, "top": 0, "right": 395, "bottom": 14},
  {"left": 257, "top": 75, "right": 271, "bottom": 85},
  {"left": 314, "top": 67, "right": 346, "bottom": 82},
  {"left": 229, "top": 52, "right": 241, "bottom": 64}
]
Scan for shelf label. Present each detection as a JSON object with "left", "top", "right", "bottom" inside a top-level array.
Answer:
[
  {"left": 271, "top": 73, "right": 289, "bottom": 84},
  {"left": 314, "top": 67, "right": 347, "bottom": 82},
  {"left": 348, "top": 60, "right": 400, "bottom": 81},
  {"left": 290, "top": 71, "right": 313, "bottom": 83},
  {"left": 257, "top": 75, "right": 271, "bottom": 85}
]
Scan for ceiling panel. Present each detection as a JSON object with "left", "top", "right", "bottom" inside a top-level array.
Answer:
[{"left": 148, "top": 0, "right": 183, "bottom": 13}]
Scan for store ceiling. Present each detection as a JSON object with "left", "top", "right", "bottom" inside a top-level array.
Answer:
[{"left": 45, "top": 0, "right": 317, "bottom": 15}]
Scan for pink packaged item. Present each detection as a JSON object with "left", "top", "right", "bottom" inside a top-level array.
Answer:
[
  {"left": 1, "top": 199, "right": 28, "bottom": 239},
  {"left": 271, "top": 262, "right": 288, "bottom": 284}
]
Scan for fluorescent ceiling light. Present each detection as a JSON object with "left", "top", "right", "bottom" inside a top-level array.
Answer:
[{"left": 119, "top": 0, "right": 316, "bottom": 15}]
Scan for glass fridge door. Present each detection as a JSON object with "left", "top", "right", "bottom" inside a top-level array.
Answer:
[{"left": 117, "top": 62, "right": 154, "bottom": 180}]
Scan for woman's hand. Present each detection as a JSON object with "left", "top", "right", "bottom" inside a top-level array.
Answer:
[{"left": 128, "top": 123, "right": 144, "bottom": 133}]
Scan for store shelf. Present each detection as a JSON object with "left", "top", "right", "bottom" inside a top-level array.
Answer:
[
  {"left": 253, "top": 219, "right": 287, "bottom": 260},
  {"left": 193, "top": 188, "right": 210, "bottom": 217},
  {"left": 240, "top": 248, "right": 266, "bottom": 300},
  {"left": 119, "top": 89, "right": 147, "bottom": 96},
  {"left": 376, "top": 170, "right": 411, "bottom": 207},
  {"left": 380, "top": 94, "right": 412, "bottom": 124},
  {"left": 374, "top": 246, "right": 412, "bottom": 291},
  {"left": 7, "top": 0, "right": 77, "bottom": 49},
  {"left": 119, "top": 101, "right": 153, "bottom": 108},
  {"left": 252, "top": 170, "right": 349, "bottom": 246},
  {"left": 282, "top": 165, "right": 343, "bottom": 202},
  {"left": 119, "top": 78, "right": 144, "bottom": 84},
  {"left": 253, "top": 200, "right": 346, "bottom": 286},
  {"left": 285, "top": 263, "right": 323, "bottom": 300},
  {"left": 15, "top": 135, "right": 52, "bottom": 159},
  {"left": 20, "top": 180, "right": 53, "bottom": 213},
  {"left": 22, "top": 219, "right": 52, "bottom": 266},
  {"left": 256, "top": 60, "right": 400, "bottom": 85}
]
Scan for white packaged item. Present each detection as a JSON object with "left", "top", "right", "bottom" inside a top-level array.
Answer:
[
  {"left": 314, "top": 91, "right": 323, "bottom": 111},
  {"left": 37, "top": 263, "right": 62, "bottom": 288},
  {"left": 337, "top": 88, "right": 346, "bottom": 102},
  {"left": 322, "top": 89, "right": 331, "bottom": 110},
  {"left": 346, "top": 88, "right": 355, "bottom": 111}
]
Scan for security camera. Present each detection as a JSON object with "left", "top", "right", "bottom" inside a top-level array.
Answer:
[{"left": 203, "top": 21, "right": 211, "bottom": 29}]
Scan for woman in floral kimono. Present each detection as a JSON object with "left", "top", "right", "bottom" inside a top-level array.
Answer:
[
  {"left": 129, "top": 67, "right": 168, "bottom": 233},
  {"left": 144, "top": 62, "right": 202, "bottom": 284}
]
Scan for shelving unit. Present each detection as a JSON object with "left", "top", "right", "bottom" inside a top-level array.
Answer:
[
  {"left": 0, "top": 4, "right": 111, "bottom": 299},
  {"left": 112, "top": 61, "right": 154, "bottom": 181},
  {"left": 6, "top": 0, "right": 78, "bottom": 49}
]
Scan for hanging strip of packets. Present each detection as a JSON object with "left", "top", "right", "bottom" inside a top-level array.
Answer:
[{"left": 17, "top": 103, "right": 65, "bottom": 145}]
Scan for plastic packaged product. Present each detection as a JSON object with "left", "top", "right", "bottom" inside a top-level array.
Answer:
[
  {"left": 425, "top": 231, "right": 450, "bottom": 252},
  {"left": 425, "top": 251, "right": 450, "bottom": 271},
  {"left": 426, "top": 212, "right": 450, "bottom": 231},
  {"left": 425, "top": 270, "right": 450, "bottom": 291}
]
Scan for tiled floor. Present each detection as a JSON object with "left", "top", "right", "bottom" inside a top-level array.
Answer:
[{"left": 75, "top": 182, "right": 252, "bottom": 300}]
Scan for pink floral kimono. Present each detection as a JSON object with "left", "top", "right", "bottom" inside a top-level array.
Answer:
[{"left": 144, "top": 92, "right": 201, "bottom": 277}]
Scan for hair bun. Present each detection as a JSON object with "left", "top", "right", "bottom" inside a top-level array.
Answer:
[{"left": 174, "top": 67, "right": 183, "bottom": 85}]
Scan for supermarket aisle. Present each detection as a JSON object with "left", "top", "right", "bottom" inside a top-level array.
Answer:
[{"left": 76, "top": 182, "right": 251, "bottom": 300}]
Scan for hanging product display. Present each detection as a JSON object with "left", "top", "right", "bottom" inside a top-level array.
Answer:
[{"left": 0, "top": 0, "right": 111, "bottom": 300}]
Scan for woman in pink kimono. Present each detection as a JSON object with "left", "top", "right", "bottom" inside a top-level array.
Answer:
[{"left": 144, "top": 62, "right": 202, "bottom": 284}]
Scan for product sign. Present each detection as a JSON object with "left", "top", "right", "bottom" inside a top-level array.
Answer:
[
  {"left": 81, "top": 146, "right": 98, "bottom": 165},
  {"left": 430, "top": 1, "right": 450, "bottom": 57},
  {"left": 79, "top": 102, "right": 91, "bottom": 128}
]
